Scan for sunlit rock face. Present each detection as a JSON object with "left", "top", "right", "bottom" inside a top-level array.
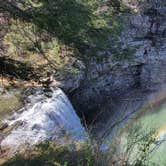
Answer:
[
  {"left": 70, "top": 0, "right": 166, "bottom": 113},
  {"left": 1, "top": 88, "right": 86, "bottom": 155}
]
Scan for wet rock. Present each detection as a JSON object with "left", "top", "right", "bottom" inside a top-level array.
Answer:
[
  {"left": 0, "top": 123, "right": 8, "bottom": 131},
  {"left": 0, "top": 88, "right": 87, "bottom": 157}
]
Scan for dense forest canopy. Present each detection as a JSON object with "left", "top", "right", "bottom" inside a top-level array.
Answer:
[
  {"left": 0, "top": 0, "right": 122, "bottom": 55},
  {"left": 0, "top": 0, "right": 127, "bottom": 81}
]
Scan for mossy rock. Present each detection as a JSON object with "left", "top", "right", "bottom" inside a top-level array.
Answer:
[{"left": 0, "top": 89, "right": 22, "bottom": 121}]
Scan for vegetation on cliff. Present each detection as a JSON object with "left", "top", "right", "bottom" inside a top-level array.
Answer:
[{"left": 0, "top": 0, "right": 129, "bottom": 82}]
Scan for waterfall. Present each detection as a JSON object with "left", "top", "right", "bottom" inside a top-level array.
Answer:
[{"left": 1, "top": 88, "right": 87, "bottom": 153}]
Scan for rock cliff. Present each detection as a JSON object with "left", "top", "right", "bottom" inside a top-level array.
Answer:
[{"left": 66, "top": 0, "right": 166, "bottom": 114}]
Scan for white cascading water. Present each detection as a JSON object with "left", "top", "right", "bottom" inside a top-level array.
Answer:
[{"left": 1, "top": 88, "right": 87, "bottom": 153}]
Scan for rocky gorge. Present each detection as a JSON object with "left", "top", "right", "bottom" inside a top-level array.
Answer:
[{"left": 0, "top": 0, "right": 166, "bottom": 165}]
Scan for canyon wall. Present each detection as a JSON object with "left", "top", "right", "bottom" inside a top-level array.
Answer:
[{"left": 64, "top": 0, "right": 166, "bottom": 113}]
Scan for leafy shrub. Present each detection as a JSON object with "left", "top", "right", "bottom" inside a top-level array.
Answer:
[{"left": 2, "top": 141, "right": 95, "bottom": 166}]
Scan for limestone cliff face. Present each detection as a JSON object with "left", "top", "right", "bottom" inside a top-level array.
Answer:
[{"left": 66, "top": 0, "right": 166, "bottom": 113}]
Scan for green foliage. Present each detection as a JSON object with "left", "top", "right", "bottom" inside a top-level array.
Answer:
[
  {"left": 4, "top": 18, "right": 60, "bottom": 57},
  {"left": 2, "top": 124, "right": 163, "bottom": 166},
  {"left": 126, "top": 125, "right": 156, "bottom": 166},
  {"left": 1, "top": 0, "right": 130, "bottom": 80},
  {"left": 2, "top": 141, "right": 95, "bottom": 166},
  {"left": 4, "top": 19, "right": 39, "bottom": 57},
  {"left": 109, "top": 124, "right": 158, "bottom": 166},
  {"left": 3, "top": 0, "right": 124, "bottom": 58}
]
